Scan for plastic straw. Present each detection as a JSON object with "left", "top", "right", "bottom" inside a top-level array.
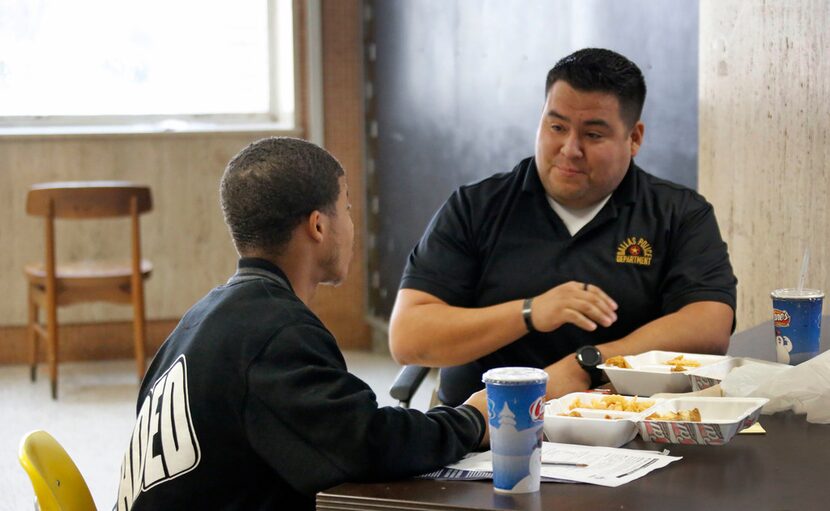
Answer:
[{"left": 797, "top": 247, "right": 810, "bottom": 292}]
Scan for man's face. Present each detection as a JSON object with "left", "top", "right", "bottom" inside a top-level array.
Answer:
[
  {"left": 534, "top": 80, "right": 644, "bottom": 209},
  {"left": 320, "top": 176, "right": 354, "bottom": 286}
]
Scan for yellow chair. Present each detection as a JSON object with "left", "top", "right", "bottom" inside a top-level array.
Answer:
[
  {"left": 18, "top": 430, "right": 97, "bottom": 511},
  {"left": 24, "top": 181, "right": 153, "bottom": 399}
]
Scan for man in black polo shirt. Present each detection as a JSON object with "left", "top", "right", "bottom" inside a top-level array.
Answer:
[{"left": 389, "top": 48, "right": 737, "bottom": 406}]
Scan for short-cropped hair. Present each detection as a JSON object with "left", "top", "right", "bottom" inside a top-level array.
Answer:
[
  {"left": 545, "top": 48, "right": 647, "bottom": 128},
  {"left": 220, "top": 137, "right": 344, "bottom": 254}
]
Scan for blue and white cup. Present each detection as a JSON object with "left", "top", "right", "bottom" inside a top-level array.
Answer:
[
  {"left": 771, "top": 288, "right": 824, "bottom": 365},
  {"left": 482, "top": 367, "right": 548, "bottom": 493}
]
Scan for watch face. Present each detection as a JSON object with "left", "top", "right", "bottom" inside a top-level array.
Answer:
[{"left": 578, "top": 346, "right": 602, "bottom": 366}]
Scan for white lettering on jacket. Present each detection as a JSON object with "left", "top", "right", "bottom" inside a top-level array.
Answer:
[{"left": 117, "top": 355, "right": 201, "bottom": 510}]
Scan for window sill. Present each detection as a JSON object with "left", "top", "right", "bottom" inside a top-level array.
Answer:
[{"left": 0, "top": 120, "right": 303, "bottom": 140}]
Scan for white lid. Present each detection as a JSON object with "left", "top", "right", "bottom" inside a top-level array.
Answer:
[
  {"left": 770, "top": 288, "right": 824, "bottom": 299},
  {"left": 482, "top": 367, "right": 548, "bottom": 384}
]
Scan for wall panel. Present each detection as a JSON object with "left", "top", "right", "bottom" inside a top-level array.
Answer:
[{"left": 699, "top": 0, "right": 830, "bottom": 330}]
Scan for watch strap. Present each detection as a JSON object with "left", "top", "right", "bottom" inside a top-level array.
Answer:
[{"left": 576, "top": 346, "right": 605, "bottom": 388}]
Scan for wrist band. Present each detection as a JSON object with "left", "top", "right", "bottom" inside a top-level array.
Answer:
[{"left": 522, "top": 297, "right": 537, "bottom": 333}]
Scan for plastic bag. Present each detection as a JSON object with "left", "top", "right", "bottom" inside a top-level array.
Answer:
[{"left": 720, "top": 350, "right": 830, "bottom": 424}]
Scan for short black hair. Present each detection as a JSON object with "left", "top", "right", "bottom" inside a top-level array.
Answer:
[
  {"left": 220, "top": 137, "right": 344, "bottom": 254},
  {"left": 545, "top": 48, "right": 647, "bottom": 128}
]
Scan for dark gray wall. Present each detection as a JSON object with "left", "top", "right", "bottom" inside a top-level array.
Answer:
[{"left": 368, "top": 0, "right": 699, "bottom": 318}]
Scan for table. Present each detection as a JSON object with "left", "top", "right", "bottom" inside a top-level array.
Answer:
[
  {"left": 318, "top": 412, "right": 829, "bottom": 510},
  {"left": 318, "top": 320, "right": 830, "bottom": 510}
]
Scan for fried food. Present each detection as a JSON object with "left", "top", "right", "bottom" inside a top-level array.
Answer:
[
  {"left": 646, "top": 408, "right": 702, "bottom": 422},
  {"left": 568, "top": 394, "right": 654, "bottom": 413},
  {"left": 605, "top": 355, "right": 632, "bottom": 368},
  {"left": 662, "top": 354, "right": 701, "bottom": 372}
]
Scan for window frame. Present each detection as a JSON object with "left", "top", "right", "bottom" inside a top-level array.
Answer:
[{"left": 0, "top": 0, "right": 301, "bottom": 137}]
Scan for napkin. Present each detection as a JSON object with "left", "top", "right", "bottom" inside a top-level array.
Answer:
[{"left": 720, "top": 350, "right": 830, "bottom": 424}]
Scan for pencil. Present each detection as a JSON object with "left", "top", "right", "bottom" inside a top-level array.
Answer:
[{"left": 541, "top": 462, "right": 589, "bottom": 467}]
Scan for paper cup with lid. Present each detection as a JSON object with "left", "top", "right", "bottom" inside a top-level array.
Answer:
[
  {"left": 482, "top": 367, "right": 548, "bottom": 493},
  {"left": 771, "top": 288, "right": 824, "bottom": 365}
]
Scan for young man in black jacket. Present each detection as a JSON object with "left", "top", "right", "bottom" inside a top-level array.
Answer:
[{"left": 116, "top": 137, "right": 488, "bottom": 510}]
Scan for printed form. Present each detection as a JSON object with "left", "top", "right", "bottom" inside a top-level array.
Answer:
[{"left": 419, "top": 442, "right": 681, "bottom": 487}]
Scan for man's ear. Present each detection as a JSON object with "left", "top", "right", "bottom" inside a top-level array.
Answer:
[
  {"left": 305, "top": 210, "right": 325, "bottom": 243},
  {"left": 630, "top": 121, "right": 645, "bottom": 157}
]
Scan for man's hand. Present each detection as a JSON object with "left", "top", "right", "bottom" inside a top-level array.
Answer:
[
  {"left": 463, "top": 388, "right": 490, "bottom": 447},
  {"left": 543, "top": 354, "right": 592, "bottom": 400},
  {"left": 531, "top": 281, "right": 618, "bottom": 333}
]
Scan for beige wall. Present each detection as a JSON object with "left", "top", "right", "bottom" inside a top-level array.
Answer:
[
  {"left": 0, "top": 0, "right": 370, "bottom": 361},
  {"left": 699, "top": 0, "right": 830, "bottom": 331}
]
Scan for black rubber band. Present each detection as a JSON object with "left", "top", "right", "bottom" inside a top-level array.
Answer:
[{"left": 522, "top": 297, "right": 537, "bottom": 333}]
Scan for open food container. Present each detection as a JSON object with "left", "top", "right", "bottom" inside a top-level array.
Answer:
[
  {"left": 636, "top": 396, "right": 769, "bottom": 445},
  {"left": 544, "top": 392, "right": 660, "bottom": 448},
  {"left": 686, "top": 357, "right": 789, "bottom": 391},
  {"left": 598, "top": 351, "right": 730, "bottom": 396}
]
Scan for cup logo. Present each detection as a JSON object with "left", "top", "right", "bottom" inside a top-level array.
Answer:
[
  {"left": 487, "top": 398, "right": 497, "bottom": 420},
  {"left": 773, "top": 309, "right": 791, "bottom": 327},
  {"left": 529, "top": 396, "right": 545, "bottom": 421}
]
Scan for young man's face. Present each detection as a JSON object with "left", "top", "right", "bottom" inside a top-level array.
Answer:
[
  {"left": 320, "top": 176, "right": 354, "bottom": 286},
  {"left": 534, "top": 80, "right": 644, "bottom": 209}
]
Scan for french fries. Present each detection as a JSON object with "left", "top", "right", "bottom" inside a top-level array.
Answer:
[
  {"left": 604, "top": 355, "right": 631, "bottom": 368},
  {"left": 662, "top": 354, "right": 701, "bottom": 372},
  {"left": 568, "top": 394, "right": 654, "bottom": 413}
]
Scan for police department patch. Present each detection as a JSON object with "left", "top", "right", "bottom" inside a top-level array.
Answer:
[{"left": 616, "top": 237, "right": 653, "bottom": 266}]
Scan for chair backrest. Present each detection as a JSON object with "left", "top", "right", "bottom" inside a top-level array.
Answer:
[
  {"left": 18, "top": 430, "right": 96, "bottom": 511},
  {"left": 25, "top": 181, "right": 152, "bottom": 286},
  {"left": 26, "top": 181, "right": 152, "bottom": 219}
]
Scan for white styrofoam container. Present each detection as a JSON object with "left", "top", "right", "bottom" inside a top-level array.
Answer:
[
  {"left": 636, "top": 396, "right": 769, "bottom": 445},
  {"left": 686, "top": 357, "right": 789, "bottom": 391},
  {"left": 543, "top": 392, "right": 659, "bottom": 448},
  {"left": 599, "top": 351, "right": 730, "bottom": 396}
]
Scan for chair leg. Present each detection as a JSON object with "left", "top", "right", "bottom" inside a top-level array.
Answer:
[
  {"left": 27, "top": 288, "right": 39, "bottom": 382},
  {"left": 46, "top": 296, "right": 58, "bottom": 400},
  {"left": 132, "top": 281, "right": 148, "bottom": 381}
]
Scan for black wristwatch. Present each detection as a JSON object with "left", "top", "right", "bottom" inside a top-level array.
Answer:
[{"left": 575, "top": 345, "right": 605, "bottom": 388}]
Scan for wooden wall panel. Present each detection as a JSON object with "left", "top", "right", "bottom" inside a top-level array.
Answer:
[
  {"left": 313, "top": 0, "right": 370, "bottom": 349},
  {"left": 699, "top": 0, "right": 830, "bottom": 331},
  {"left": 0, "top": 320, "right": 178, "bottom": 363}
]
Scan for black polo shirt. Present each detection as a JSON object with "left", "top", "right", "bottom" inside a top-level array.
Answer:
[{"left": 401, "top": 157, "right": 737, "bottom": 406}]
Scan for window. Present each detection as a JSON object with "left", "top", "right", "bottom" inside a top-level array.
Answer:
[{"left": 0, "top": 0, "right": 296, "bottom": 133}]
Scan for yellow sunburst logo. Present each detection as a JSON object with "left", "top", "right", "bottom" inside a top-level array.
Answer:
[{"left": 616, "top": 237, "right": 653, "bottom": 266}]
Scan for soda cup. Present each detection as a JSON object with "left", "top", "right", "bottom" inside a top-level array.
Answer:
[
  {"left": 482, "top": 367, "right": 548, "bottom": 493},
  {"left": 771, "top": 288, "right": 824, "bottom": 365}
]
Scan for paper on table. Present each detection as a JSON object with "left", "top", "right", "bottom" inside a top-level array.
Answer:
[
  {"left": 738, "top": 422, "right": 766, "bottom": 434},
  {"left": 421, "top": 442, "right": 681, "bottom": 488}
]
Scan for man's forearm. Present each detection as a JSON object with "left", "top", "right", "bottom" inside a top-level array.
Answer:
[
  {"left": 596, "top": 301, "right": 733, "bottom": 361},
  {"left": 389, "top": 297, "right": 528, "bottom": 366},
  {"left": 389, "top": 284, "right": 618, "bottom": 367}
]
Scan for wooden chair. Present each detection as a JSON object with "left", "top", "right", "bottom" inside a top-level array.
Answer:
[{"left": 24, "top": 181, "right": 152, "bottom": 399}]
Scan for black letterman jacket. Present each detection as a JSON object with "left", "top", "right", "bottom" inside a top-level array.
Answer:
[{"left": 116, "top": 258, "right": 484, "bottom": 511}]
